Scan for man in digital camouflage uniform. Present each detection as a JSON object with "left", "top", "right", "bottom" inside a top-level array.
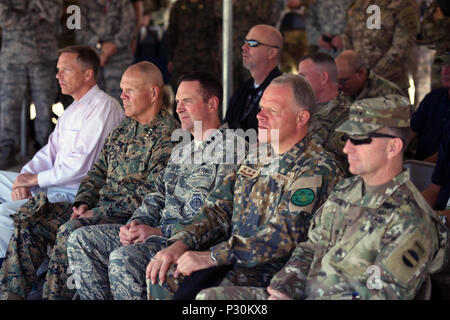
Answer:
[
  {"left": 66, "top": 72, "right": 246, "bottom": 300},
  {"left": 342, "top": 0, "right": 420, "bottom": 95},
  {"left": 0, "top": 0, "right": 63, "bottom": 168},
  {"left": 0, "top": 62, "right": 179, "bottom": 300},
  {"left": 335, "top": 50, "right": 406, "bottom": 102},
  {"left": 146, "top": 73, "right": 344, "bottom": 300},
  {"left": 76, "top": 0, "right": 136, "bottom": 103},
  {"left": 197, "top": 95, "right": 449, "bottom": 300},
  {"left": 298, "top": 52, "right": 352, "bottom": 176}
]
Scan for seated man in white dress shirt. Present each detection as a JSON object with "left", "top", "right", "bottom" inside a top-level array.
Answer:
[{"left": 0, "top": 45, "right": 125, "bottom": 262}]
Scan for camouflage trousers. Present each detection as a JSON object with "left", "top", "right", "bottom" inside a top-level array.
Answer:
[
  {"left": 43, "top": 215, "right": 128, "bottom": 300},
  {"left": 67, "top": 224, "right": 166, "bottom": 300},
  {"left": 148, "top": 264, "right": 276, "bottom": 300},
  {"left": 196, "top": 285, "right": 268, "bottom": 300},
  {"left": 0, "top": 193, "right": 72, "bottom": 299},
  {"left": 0, "top": 62, "right": 57, "bottom": 148}
]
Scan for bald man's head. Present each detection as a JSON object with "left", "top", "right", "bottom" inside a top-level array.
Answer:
[
  {"left": 335, "top": 50, "right": 368, "bottom": 98},
  {"left": 250, "top": 24, "right": 284, "bottom": 51},
  {"left": 126, "top": 61, "right": 164, "bottom": 89}
]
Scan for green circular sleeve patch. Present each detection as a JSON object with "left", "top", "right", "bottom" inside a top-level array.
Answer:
[{"left": 291, "top": 188, "right": 315, "bottom": 207}]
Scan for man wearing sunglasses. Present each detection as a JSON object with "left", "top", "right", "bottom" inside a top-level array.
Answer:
[
  {"left": 197, "top": 94, "right": 449, "bottom": 300},
  {"left": 224, "top": 24, "right": 283, "bottom": 133},
  {"left": 335, "top": 50, "right": 406, "bottom": 102}
]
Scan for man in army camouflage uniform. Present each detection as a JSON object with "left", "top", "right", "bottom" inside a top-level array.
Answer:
[
  {"left": 167, "top": 0, "right": 220, "bottom": 94},
  {"left": 0, "top": 0, "right": 63, "bottom": 168},
  {"left": 66, "top": 72, "right": 246, "bottom": 300},
  {"left": 76, "top": 0, "right": 137, "bottom": 103},
  {"left": 298, "top": 52, "right": 351, "bottom": 176},
  {"left": 418, "top": 0, "right": 450, "bottom": 89},
  {"left": 198, "top": 95, "right": 449, "bottom": 300},
  {"left": 0, "top": 62, "right": 179, "bottom": 300},
  {"left": 335, "top": 50, "right": 406, "bottom": 101},
  {"left": 146, "top": 73, "right": 343, "bottom": 300},
  {"left": 304, "top": 0, "right": 352, "bottom": 58},
  {"left": 342, "top": 0, "right": 420, "bottom": 95}
]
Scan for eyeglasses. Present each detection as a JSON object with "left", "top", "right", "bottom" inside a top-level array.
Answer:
[
  {"left": 344, "top": 132, "right": 399, "bottom": 145},
  {"left": 244, "top": 39, "right": 279, "bottom": 49}
]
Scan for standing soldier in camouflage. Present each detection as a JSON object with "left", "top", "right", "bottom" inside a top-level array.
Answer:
[
  {"left": 341, "top": 0, "right": 420, "bottom": 95},
  {"left": 418, "top": 0, "right": 450, "bottom": 89},
  {"left": 146, "top": 74, "right": 343, "bottom": 300},
  {"left": 216, "top": 0, "right": 286, "bottom": 91},
  {"left": 298, "top": 53, "right": 352, "bottom": 176},
  {"left": 76, "top": 0, "right": 137, "bottom": 103},
  {"left": 0, "top": 62, "right": 179, "bottom": 300},
  {"left": 198, "top": 95, "right": 449, "bottom": 300},
  {"left": 304, "top": 0, "right": 352, "bottom": 57},
  {"left": 67, "top": 72, "right": 246, "bottom": 300},
  {"left": 167, "top": 0, "right": 220, "bottom": 95},
  {"left": 0, "top": 0, "right": 63, "bottom": 168},
  {"left": 335, "top": 50, "right": 406, "bottom": 101}
]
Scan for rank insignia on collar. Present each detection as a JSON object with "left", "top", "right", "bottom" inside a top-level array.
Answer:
[{"left": 238, "top": 165, "right": 260, "bottom": 178}]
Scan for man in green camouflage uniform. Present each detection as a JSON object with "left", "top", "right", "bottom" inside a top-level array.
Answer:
[
  {"left": 335, "top": 50, "right": 406, "bottom": 101},
  {"left": 0, "top": 0, "right": 63, "bottom": 167},
  {"left": 146, "top": 74, "right": 343, "bottom": 300},
  {"left": 167, "top": 0, "right": 220, "bottom": 92},
  {"left": 304, "top": 0, "right": 352, "bottom": 57},
  {"left": 342, "top": 0, "right": 420, "bottom": 95},
  {"left": 298, "top": 53, "right": 352, "bottom": 176},
  {"left": 66, "top": 72, "right": 246, "bottom": 300},
  {"left": 0, "top": 62, "right": 179, "bottom": 300},
  {"left": 197, "top": 95, "right": 449, "bottom": 300},
  {"left": 76, "top": 0, "right": 137, "bottom": 102},
  {"left": 418, "top": 0, "right": 450, "bottom": 89}
]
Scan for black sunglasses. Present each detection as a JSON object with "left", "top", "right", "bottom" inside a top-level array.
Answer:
[
  {"left": 344, "top": 132, "right": 399, "bottom": 145},
  {"left": 244, "top": 39, "right": 279, "bottom": 49}
]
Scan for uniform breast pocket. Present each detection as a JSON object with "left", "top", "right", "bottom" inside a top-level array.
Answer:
[
  {"left": 186, "top": 165, "right": 217, "bottom": 191},
  {"left": 329, "top": 223, "right": 380, "bottom": 278}
]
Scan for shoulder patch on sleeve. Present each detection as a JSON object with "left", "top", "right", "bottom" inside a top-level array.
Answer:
[
  {"left": 382, "top": 229, "right": 431, "bottom": 284},
  {"left": 289, "top": 175, "right": 322, "bottom": 213}
]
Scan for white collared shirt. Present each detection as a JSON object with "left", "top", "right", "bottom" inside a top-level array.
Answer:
[{"left": 21, "top": 85, "right": 125, "bottom": 190}]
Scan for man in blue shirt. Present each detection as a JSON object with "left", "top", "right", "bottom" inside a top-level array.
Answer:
[{"left": 411, "top": 48, "right": 450, "bottom": 162}]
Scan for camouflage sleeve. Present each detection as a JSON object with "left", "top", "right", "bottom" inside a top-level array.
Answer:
[
  {"left": 372, "top": 2, "right": 419, "bottom": 80},
  {"left": 74, "top": 132, "right": 112, "bottom": 209},
  {"left": 268, "top": 204, "right": 326, "bottom": 300},
  {"left": 90, "top": 139, "right": 173, "bottom": 220},
  {"left": 37, "top": 0, "right": 63, "bottom": 24},
  {"left": 111, "top": 0, "right": 137, "bottom": 50},
  {"left": 419, "top": 3, "right": 450, "bottom": 46},
  {"left": 126, "top": 166, "right": 167, "bottom": 228},
  {"left": 77, "top": 1, "right": 100, "bottom": 48},
  {"left": 0, "top": 2, "right": 38, "bottom": 29},
  {"left": 168, "top": 170, "right": 237, "bottom": 249},
  {"left": 320, "top": 0, "right": 351, "bottom": 36}
]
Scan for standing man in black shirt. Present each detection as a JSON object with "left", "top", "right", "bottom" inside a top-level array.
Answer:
[{"left": 224, "top": 24, "right": 283, "bottom": 132}]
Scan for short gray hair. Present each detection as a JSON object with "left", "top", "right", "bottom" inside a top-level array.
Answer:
[{"left": 271, "top": 73, "right": 317, "bottom": 118}]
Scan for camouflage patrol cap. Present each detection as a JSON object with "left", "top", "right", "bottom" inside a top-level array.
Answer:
[
  {"left": 435, "top": 48, "right": 450, "bottom": 65},
  {"left": 336, "top": 95, "right": 411, "bottom": 135}
]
